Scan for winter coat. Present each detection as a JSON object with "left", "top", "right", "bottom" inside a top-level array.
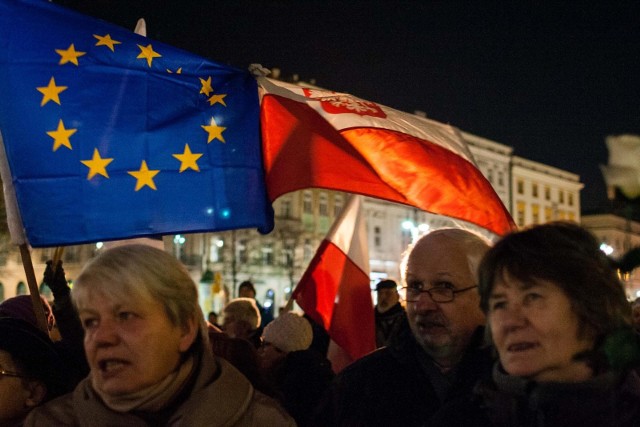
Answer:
[
  {"left": 315, "top": 326, "right": 492, "bottom": 427},
  {"left": 430, "top": 363, "right": 640, "bottom": 427},
  {"left": 24, "top": 345, "right": 296, "bottom": 426}
]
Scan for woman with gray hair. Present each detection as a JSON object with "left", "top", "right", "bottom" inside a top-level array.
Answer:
[{"left": 25, "top": 244, "right": 295, "bottom": 426}]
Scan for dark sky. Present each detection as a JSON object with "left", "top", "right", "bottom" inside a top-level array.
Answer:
[{"left": 58, "top": 0, "right": 640, "bottom": 212}]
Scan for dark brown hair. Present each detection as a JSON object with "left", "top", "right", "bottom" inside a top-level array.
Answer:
[{"left": 478, "top": 221, "right": 631, "bottom": 340}]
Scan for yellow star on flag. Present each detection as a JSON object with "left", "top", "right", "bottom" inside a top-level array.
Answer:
[
  {"left": 93, "top": 34, "right": 121, "bottom": 52},
  {"left": 173, "top": 144, "right": 203, "bottom": 172},
  {"left": 55, "top": 44, "right": 86, "bottom": 66},
  {"left": 208, "top": 93, "right": 227, "bottom": 106},
  {"left": 37, "top": 77, "right": 68, "bottom": 106},
  {"left": 137, "top": 44, "right": 162, "bottom": 67},
  {"left": 46, "top": 119, "right": 76, "bottom": 151},
  {"left": 199, "top": 76, "right": 213, "bottom": 96},
  {"left": 81, "top": 148, "right": 114, "bottom": 179},
  {"left": 167, "top": 67, "right": 183, "bottom": 74},
  {"left": 128, "top": 160, "right": 160, "bottom": 191},
  {"left": 201, "top": 117, "right": 226, "bottom": 143}
]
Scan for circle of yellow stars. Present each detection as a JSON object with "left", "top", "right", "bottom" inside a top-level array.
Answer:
[{"left": 37, "top": 35, "right": 229, "bottom": 191}]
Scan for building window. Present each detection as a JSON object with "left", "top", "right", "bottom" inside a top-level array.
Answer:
[
  {"left": 532, "top": 184, "right": 538, "bottom": 198},
  {"left": 281, "top": 197, "right": 292, "bottom": 217},
  {"left": 516, "top": 202, "right": 525, "bottom": 227},
  {"left": 0, "top": 283, "right": 4, "bottom": 302},
  {"left": 517, "top": 180, "right": 524, "bottom": 195},
  {"left": 374, "top": 226, "right": 382, "bottom": 247},
  {"left": 559, "top": 191, "right": 565, "bottom": 204},
  {"left": 545, "top": 186, "right": 551, "bottom": 201},
  {"left": 532, "top": 204, "right": 540, "bottom": 224},
  {"left": 498, "top": 171, "right": 504, "bottom": 186},
  {"left": 303, "top": 191, "right": 313, "bottom": 214},
  {"left": 303, "top": 239, "right": 313, "bottom": 262},
  {"left": 238, "top": 239, "right": 248, "bottom": 264},
  {"left": 262, "top": 243, "right": 274, "bottom": 266},
  {"left": 568, "top": 193, "right": 574, "bottom": 206},
  {"left": 209, "top": 236, "right": 223, "bottom": 263},
  {"left": 545, "top": 207, "right": 553, "bottom": 222},
  {"left": 16, "top": 282, "right": 27, "bottom": 296},
  {"left": 319, "top": 192, "right": 328, "bottom": 216},
  {"left": 334, "top": 195, "right": 343, "bottom": 217},
  {"left": 487, "top": 169, "right": 494, "bottom": 184}
]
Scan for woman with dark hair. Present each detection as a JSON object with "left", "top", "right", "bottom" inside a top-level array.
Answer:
[{"left": 431, "top": 221, "right": 640, "bottom": 427}]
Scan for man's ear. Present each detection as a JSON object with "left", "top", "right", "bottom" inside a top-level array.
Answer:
[
  {"left": 24, "top": 380, "right": 47, "bottom": 408},
  {"left": 178, "top": 317, "right": 198, "bottom": 352}
]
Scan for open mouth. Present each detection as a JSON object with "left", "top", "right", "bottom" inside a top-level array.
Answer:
[
  {"left": 98, "top": 359, "right": 128, "bottom": 374},
  {"left": 507, "top": 342, "right": 537, "bottom": 352}
]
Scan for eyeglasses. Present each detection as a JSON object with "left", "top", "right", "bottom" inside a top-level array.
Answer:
[
  {"left": 0, "top": 366, "right": 28, "bottom": 379},
  {"left": 401, "top": 285, "right": 478, "bottom": 303}
]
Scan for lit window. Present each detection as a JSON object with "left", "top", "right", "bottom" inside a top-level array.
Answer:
[
  {"left": 517, "top": 180, "right": 524, "bottom": 195},
  {"left": 303, "top": 191, "right": 312, "bottom": 214}
]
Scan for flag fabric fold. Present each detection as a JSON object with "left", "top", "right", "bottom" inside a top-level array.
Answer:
[
  {"left": 259, "top": 77, "right": 515, "bottom": 237},
  {"left": 0, "top": 0, "right": 273, "bottom": 247},
  {"left": 293, "top": 195, "right": 375, "bottom": 372}
]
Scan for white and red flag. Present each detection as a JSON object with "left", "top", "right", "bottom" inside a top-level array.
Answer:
[
  {"left": 292, "top": 195, "right": 374, "bottom": 372},
  {"left": 258, "top": 77, "right": 515, "bottom": 237}
]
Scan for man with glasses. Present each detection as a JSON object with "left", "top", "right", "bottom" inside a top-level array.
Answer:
[{"left": 317, "top": 228, "right": 493, "bottom": 426}]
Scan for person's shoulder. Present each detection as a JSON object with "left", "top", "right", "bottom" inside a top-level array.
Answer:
[
  {"left": 239, "top": 390, "right": 297, "bottom": 426},
  {"left": 24, "top": 392, "right": 76, "bottom": 426},
  {"left": 429, "top": 389, "right": 491, "bottom": 427}
]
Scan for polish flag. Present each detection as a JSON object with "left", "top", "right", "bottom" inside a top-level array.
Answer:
[
  {"left": 292, "top": 195, "right": 374, "bottom": 372},
  {"left": 258, "top": 77, "right": 515, "bottom": 237}
]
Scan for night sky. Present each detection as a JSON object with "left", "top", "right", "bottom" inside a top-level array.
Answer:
[{"left": 56, "top": 0, "right": 640, "bottom": 212}]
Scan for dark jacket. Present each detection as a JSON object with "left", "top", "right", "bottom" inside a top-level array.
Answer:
[
  {"left": 316, "top": 326, "right": 492, "bottom": 427},
  {"left": 430, "top": 363, "right": 640, "bottom": 427},
  {"left": 374, "top": 302, "right": 407, "bottom": 348}
]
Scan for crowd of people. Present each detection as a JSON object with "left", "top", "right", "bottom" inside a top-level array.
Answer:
[{"left": 2, "top": 221, "right": 640, "bottom": 426}]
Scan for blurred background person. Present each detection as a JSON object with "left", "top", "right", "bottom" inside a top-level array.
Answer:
[
  {"left": 238, "top": 280, "right": 274, "bottom": 328},
  {"left": 373, "top": 279, "right": 407, "bottom": 348},
  {"left": 26, "top": 244, "right": 294, "bottom": 426},
  {"left": 258, "top": 312, "right": 334, "bottom": 427},
  {"left": 0, "top": 317, "right": 73, "bottom": 426},
  {"left": 432, "top": 222, "right": 640, "bottom": 426},
  {"left": 222, "top": 297, "right": 262, "bottom": 348}
]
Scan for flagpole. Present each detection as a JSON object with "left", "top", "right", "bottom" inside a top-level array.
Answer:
[{"left": 19, "top": 244, "right": 49, "bottom": 334}]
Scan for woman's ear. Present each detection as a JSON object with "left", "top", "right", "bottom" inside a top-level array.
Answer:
[
  {"left": 178, "top": 317, "right": 198, "bottom": 352},
  {"left": 24, "top": 380, "right": 47, "bottom": 408}
]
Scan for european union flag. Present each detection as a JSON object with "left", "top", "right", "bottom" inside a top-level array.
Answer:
[{"left": 0, "top": 0, "right": 274, "bottom": 247}]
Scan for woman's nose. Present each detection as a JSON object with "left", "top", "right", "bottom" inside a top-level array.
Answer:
[
  {"left": 91, "top": 318, "right": 119, "bottom": 345},
  {"left": 495, "top": 304, "right": 526, "bottom": 332}
]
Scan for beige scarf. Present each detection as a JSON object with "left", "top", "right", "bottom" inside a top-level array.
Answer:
[{"left": 91, "top": 355, "right": 195, "bottom": 413}]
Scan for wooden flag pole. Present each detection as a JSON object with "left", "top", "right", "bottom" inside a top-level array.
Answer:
[{"left": 18, "top": 243, "right": 49, "bottom": 334}]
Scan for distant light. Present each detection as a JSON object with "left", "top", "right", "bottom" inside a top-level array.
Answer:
[
  {"left": 174, "top": 234, "right": 186, "bottom": 245},
  {"left": 636, "top": 290, "right": 640, "bottom": 299},
  {"left": 221, "top": 209, "right": 230, "bottom": 218},
  {"left": 215, "top": 239, "right": 224, "bottom": 248},
  {"left": 401, "top": 220, "right": 414, "bottom": 230},
  {"left": 264, "top": 300, "right": 272, "bottom": 308},
  {"left": 206, "top": 207, "right": 214, "bottom": 215},
  {"left": 599, "top": 243, "right": 614, "bottom": 256},
  {"left": 95, "top": 242, "right": 103, "bottom": 249},
  {"left": 284, "top": 287, "right": 291, "bottom": 293},
  {"left": 417, "top": 223, "right": 430, "bottom": 233}
]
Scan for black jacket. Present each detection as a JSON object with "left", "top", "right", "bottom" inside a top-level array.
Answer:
[
  {"left": 430, "top": 363, "right": 640, "bottom": 427},
  {"left": 315, "top": 326, "right": 492, "bottom": 427}
]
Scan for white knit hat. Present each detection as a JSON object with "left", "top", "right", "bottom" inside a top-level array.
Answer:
[{"left": 262, "top": 312, "right": 313, "bottom": 353}]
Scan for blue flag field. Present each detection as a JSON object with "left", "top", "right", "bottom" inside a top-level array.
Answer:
[{"left": 0, "top": 0, "right": 274, "bottom": 247}]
